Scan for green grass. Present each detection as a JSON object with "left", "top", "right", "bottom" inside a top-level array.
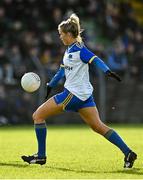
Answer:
[{"left": 0, "top": 124, "right": 143, "bottom": 179}]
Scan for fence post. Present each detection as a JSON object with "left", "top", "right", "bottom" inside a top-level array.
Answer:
[{"left": 98, "top": 69, "right": 106, "bottom": 122}]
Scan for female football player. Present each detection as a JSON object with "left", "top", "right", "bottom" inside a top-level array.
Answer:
[{"left": 22, "top": 14, "right": 137, "bottom": 168}]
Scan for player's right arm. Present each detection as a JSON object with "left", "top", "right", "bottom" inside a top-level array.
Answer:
[
  {"left": 48, "top": 64, "right": 65, "bottom": 88},
  {"left": 45, "top": 64, "right": 65, "bottom": 99}
]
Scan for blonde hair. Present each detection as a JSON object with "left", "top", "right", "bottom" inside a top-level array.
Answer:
[{"left": 58, "top": 13, "right": 83, "bottom": 43}]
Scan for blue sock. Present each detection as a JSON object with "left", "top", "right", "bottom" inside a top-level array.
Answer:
[
  {"left": 35, "top": 123, "right": 47, "bottom": 158},
  {"left": 104, "top": 129, "right": 131, "bottom": 156}
]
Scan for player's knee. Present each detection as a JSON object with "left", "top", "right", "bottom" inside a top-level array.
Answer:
[
  {"left": 91, "top": 123, "right": 103, "bottom": 134},
  {"left": 32, "top": 111, "right": 44, "bottom": 123},
  {"left": 32, "top": 112, "right": 36, "bottom": 121},
  {"left": 91, "top": 122, "right": 108, "bottom": 135}
]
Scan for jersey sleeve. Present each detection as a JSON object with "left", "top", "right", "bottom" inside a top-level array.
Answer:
[
  {"left": 80, "top": 46, "right": 97, "bottom": 64},
  {"left": 48, "top": 65, "right": 65, "bottom": 88},
  {"left": 92, "top": 57, "right": 110, "bottom": 72},
  {"left": 80, "top": 46, "right": 110, "bottom": 72}
]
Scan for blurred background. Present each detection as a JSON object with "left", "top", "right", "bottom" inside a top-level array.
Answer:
[{"left": 0, "top": 0, "right": 143, "bottom": 125}]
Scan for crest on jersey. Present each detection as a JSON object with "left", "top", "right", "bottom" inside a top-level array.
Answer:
[{"left": 68, "top": 54, "right": 72, "bottom": 59}]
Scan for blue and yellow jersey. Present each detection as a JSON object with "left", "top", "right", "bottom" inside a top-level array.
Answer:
[{"left": 49, "top": 42, "right": 110, "bottom": 101}]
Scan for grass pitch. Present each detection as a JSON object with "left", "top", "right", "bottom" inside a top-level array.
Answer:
[{"left": 0, "top": 124, "right": 143, "bottom": 179}]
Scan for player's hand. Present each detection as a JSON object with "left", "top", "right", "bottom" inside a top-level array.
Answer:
[
  {"left": 106, "top": 70, "right": 121, "bottom": 82},
  {"left": 45, "top": 83, "right": 52, "bottom": 99}
]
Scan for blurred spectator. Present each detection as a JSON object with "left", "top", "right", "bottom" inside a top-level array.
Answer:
[
  {"left": 107, "top": 40, "right": 128, "bottom": 77},
  {"left": 125, "top": 42, "right": 136, "bottom": 77},
  {"left": 8, "top": 44, "right": 26, "bottom": 80},
  {"left": 102, "top": 2, "right": 120, "bottom": 40},
  {"left": 0, "top": 85, "right": 8, "bottom": 125},
  {"left": 0, "top": 0, "right": 143, "bottom": 124},
  {"left": 0, "top": 46, "right": 16, "bottom": 84},
  {"left": 122, "top": 28, "right": 134, "bottom": 49}
]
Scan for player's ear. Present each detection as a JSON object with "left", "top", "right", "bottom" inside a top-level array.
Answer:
[{"left": 67, "top": 32, "right": 72, "bottom": 38}]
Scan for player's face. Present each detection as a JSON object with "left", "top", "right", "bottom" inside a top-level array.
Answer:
[{"left": 59, "top": 30, "right": 75, "bottom": 45}]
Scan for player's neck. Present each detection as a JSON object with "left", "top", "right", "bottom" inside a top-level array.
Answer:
[{"left": 68, "top": 40, "right": 77, "bottom": 47}]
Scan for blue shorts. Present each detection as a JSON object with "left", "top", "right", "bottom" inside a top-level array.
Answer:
[{"left": 53, "top": 88, "right": 96, "bottom": 112}]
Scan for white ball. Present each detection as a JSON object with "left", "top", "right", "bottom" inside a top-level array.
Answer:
[{"left": 21, "top": 72, "right": 41, "bottom": 92}]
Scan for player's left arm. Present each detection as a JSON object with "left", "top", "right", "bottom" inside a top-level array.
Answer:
[{"left": 80, "top": 47, "right": 121, "bottom": 82}]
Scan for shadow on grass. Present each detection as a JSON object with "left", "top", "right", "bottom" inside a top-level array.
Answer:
[
  {"left": 0, "top": 162, "right": 28, "bottom": 168},
  {"left": 0, "top": 162, "right": 143, "bottom": 176},
  {"left": 114, "top": 168, "right": 143, "bottom": 175},
  {"left": 47, "top": 166, "right": 143, "bottom": 175}
]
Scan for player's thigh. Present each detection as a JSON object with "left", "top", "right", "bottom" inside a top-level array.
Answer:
[
  {"left": 78, "top": 106, "right": 109, "bottom": 134},
  {"left": 78, "top": 106, "right": 101, "bottom": 126},
  {"left": 33, "top": 97, "right": 63, "bottom": 120}
]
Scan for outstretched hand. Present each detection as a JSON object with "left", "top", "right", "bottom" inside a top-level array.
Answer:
[
  {"left": 106, "top": 70, "right": 121, "bottom": 82},
  {"left": 45, "top": 84, "right": 52, "bottom": 100}
]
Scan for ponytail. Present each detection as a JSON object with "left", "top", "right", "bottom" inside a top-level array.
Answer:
[
  {"left": 58, "top": 13, "right": 83, "bottom": 43},
  {"left": 69, "top": 14, "right": 82, "bottom": 43}
]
